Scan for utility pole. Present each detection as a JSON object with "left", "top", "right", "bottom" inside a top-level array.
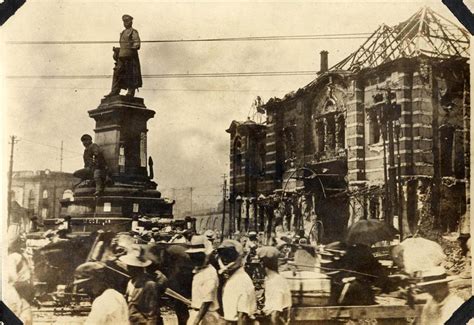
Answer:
[
  {"left": 7, "top": 135, "right": 18, "bottom": 227},
  {"left": 60, "top": 140, "right": 64, "bottom": 172},
  {"left": 221, "top": 174, "right": 227, "bottom": 240},
  {"left": 373, "top": 87, "right": 401, "bottom": 227},
  {"left": 171, "top": 188, "right": 178, "bottom": 218},
  {"left": 190, "top": 187, "right": 194, "bottom": 216}
]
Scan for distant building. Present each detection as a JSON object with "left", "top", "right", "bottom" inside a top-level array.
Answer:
[
  {"left": 11, "top": 170, "right": 78, "bottom": 222},
  {"left": 192, "top": 200, "right": 230, "bottom": 236},
  {"left": 227, "top": 8, "right": 470, "bottom": 243}
]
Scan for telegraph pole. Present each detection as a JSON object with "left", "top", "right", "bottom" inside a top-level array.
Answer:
[
  {"left": 171, "top": 188, "right": 178, "bottom": 218},
  {"left": 374, "top": 87, "right": 401, "bottom": 227},
  {"left": 221, "top": 174, "right": 227, "bottom": 240},
  {"left": 190, "top": 187, "right": 194, "bottom": 216},
  {"left": 60, "top": 140, "right": 64, "bottom": 172},
  {"left": 7, "top": 135, "right": 18, "bottom": 226}
]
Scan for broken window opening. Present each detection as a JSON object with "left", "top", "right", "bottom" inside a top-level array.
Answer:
[
  {"left": 234, "top": 137, "right": 243, "bottom": 175},
  {"left": 369, "top": 111, "right": 381, "bottom": 144},
  {"left": 439, "top": 123, "right": 455, "bottom": 177}
]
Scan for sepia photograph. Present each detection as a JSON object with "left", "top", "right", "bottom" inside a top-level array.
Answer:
[{"left": 0, "top": 0, "right": 471, "bottom": 324}]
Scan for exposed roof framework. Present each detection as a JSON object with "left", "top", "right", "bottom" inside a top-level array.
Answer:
[{"left": 332, "top": 7, "right": 470, "bottom": 71}]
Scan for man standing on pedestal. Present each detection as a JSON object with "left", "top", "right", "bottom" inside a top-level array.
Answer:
[
  {"left": 73, "top": 134, "right": 107, "bottom": 196},
  {"left": 105, "top": 14, "right": 142, "bottom": 98}
]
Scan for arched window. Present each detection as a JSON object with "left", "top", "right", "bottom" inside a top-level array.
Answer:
[{"left": 42, "top": 189, "right": 49, "bottom": 199}]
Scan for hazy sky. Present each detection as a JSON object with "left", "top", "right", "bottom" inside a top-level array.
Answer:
[{"left": 0, "top": 0, "right": 464, "bottom": 209}]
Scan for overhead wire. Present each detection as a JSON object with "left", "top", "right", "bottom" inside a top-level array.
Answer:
[
  {"left": 6, "top": 32, "right": 374, "bottom": 45},
  {"left": 6, "top": 70, "right": 319, "bottom": 80},
  {"left": 6, "top": 85, "right": 290, "bottom": 92},
  {"left": 16, "top": 137, "right": 83, "bottom": 155}
]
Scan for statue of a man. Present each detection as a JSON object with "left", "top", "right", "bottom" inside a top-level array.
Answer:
[{"left": 105, "top": 14, "right": 142, "bottom": 98}]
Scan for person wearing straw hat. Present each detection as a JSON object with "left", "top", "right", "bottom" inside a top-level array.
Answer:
[
  {"left": 257, "top": 246, "right": 291, "bottom": 325},
  {"left": 74, "top": 262, "right": 129, "bottom": 325},
  {"left": 120, "top": 246, "right": 159, "bottom": 325},
  {"left": 217, "top": 239, "right": 257, "bottom": 324},
  {"left": 186, "top": 235, "right": 222, "bottom": 325},
  {"left": 204, "top": 229, "right": 216, "bottom": 246},
  {"left": 418, "top": 266, "right": 464, "bottom": 325}
]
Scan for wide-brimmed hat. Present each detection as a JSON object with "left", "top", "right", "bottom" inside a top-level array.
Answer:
[
  {"left": 119, "top": 246, "right": 152, "bottom": 267},
  {"left": 186, "top": 235, "right": 212, "bottom": 254},
  {"left": 73, "top": 262, "right": 105, "bottom": 285},
  {"left": 417, "top": 266, "right": 452, "bottom": 286},
  {"left": 218, "top": 239, "right": 244, "bottom": 256},
  {"left": 257, "top": 246, "right": 280, "bottom": 261}
]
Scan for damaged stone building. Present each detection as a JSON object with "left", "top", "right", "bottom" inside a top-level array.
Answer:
[{"left": 226, "top": 7, "right": 470, "bottom": 243}]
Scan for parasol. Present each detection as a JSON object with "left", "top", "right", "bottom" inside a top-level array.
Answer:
[{"left": 345, "top": 219, "right": 397, "bottom": 246}]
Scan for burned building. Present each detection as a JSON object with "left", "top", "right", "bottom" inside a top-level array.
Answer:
[{"left": 227, "top": 7, "right": 470, "bottom": 243}]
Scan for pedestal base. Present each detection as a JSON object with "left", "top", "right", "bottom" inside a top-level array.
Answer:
[{"left": 51, "top": 185, "right": 174, "bottom": 232}]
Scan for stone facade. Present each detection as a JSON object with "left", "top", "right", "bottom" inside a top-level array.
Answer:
[{"left": 11, "top": 170, "right": 78, "bottom": 222}]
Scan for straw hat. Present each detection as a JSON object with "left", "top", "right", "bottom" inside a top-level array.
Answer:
[
  {"left": 218, "top": 239, "right": 244, "bottom": 256},
  {"left": 204, "top": 230, "right": 216, "bottom": 241},
  {"left": 186, "top": 235, "right": 212, "bottom": 254},
  {"left": 257, "top": 246, "right": 280, "bottom": 261},
  {"left": 119, "top": 246, "right": 152, "bottom": 267},
  {"left": 417, "top": 266, "right": 452, "bottom": 286}
]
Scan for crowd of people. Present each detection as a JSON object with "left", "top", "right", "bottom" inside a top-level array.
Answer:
[
  {"left": 74, "top": 230, "right": 292, "bottom": 325},
  {"left": 4, "top": 226, "right": 471, "bottom": 325}
]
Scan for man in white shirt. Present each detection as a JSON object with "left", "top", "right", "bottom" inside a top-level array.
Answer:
[
  {"left": 418, "top": 267, "right": 464, "bottom": 325},
  {"left": 217, "top": 239, "right": 257, "bottom": 324},
  {"left": 74, "top": 262, "right": 129, "bottom": 325},
  {"left": 186, "top": 235, "right": 221, "bottom": 325},
  {"left": 257, "top": 246, "right": 292, "bottom": 325}
]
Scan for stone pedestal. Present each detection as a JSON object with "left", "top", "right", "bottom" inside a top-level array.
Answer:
[
  {"left": 89, "top": 95, "right": 155, "bottom": 185},
  {"left": 52, "top": 96, "right": 174, "bottom": 232}
]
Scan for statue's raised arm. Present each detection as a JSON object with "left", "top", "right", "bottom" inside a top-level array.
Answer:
[{"left": 105, "top": 14, "right": 143, "bottom": 98}]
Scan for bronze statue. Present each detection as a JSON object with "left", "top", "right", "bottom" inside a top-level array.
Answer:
[{"left": 105, "top": 14, "right": 142, "bottom": 98}]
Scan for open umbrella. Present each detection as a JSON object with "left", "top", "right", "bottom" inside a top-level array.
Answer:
[
  {"left": 392, "top": 237, "right": 446, "bottom": 275},
  {"left": 345, "top": 219, "right": 397, "bottom": 246}
]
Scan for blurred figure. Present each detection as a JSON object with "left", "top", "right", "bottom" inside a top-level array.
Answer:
[
  {"left": 244, "top": 231, "right": 259, "bottom": 252},
  {"left": 257, "top": 246, "right": 292, "bottom": 325},
  {"left": 217, "top": 240, "right": 257, "bottom": 324},
  {"left": 419, "top": 267, "right": 464, "bottom": 325},
  {"left": 120, "top": 246, "right": 159, "bottom": 325},
  {"left": 185, "top": 236, "right": 221, "bottom": 325},
  {"left": 5, "top": 234, "right": 33, "bottom": 325},
  {"left": 204, "top": 230, "right": 216, "bottom": 247},
  {"left": 74, "top": 262, "right": 129, "bottom": 325},
  {"left": 330, "top": 243, "right": 388, "bottom": 305}
]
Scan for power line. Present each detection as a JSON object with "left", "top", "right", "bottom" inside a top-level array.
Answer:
[
  {"left": 17, "top": 137, "right": 83, "bottom": 155},
  {"left": 6, "top": 32, "right": 373, "bottom": 45},
  {"left": 6, "top": 70, "right": 318, "bottom": 80},
  {"left": 7, "top": 85, "right": 291, "bottom": 93}
]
